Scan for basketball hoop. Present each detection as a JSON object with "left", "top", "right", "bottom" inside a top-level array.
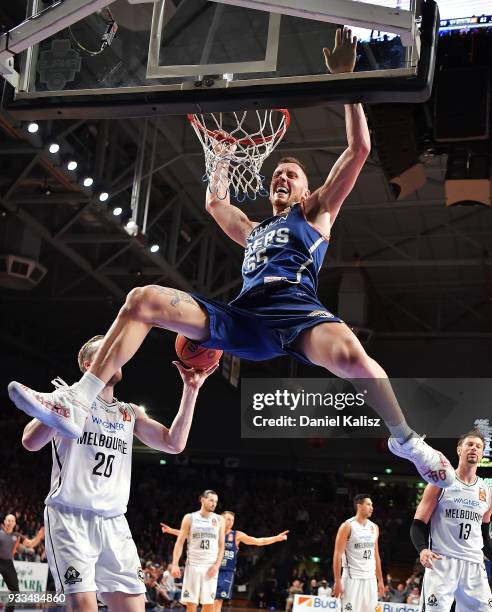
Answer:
[{"left": 187, "top": 109, "right": 290, "bottom": 202}]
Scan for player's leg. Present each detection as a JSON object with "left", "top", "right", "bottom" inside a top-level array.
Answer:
[
  {"left": 419, "top": 557, "right": 457, "bottom": 611},
  {"left": 185, "top": 605, "right": 198, "bottom": 612},
  {"left": 214, "top": 599, "right": 224, "bottom": 612},
  {"left": 95, "top": 515, "right": 146, "bottom": 606},
  {"left": 295, "top": 322, "right": 454, "bottom": 487},
  {"left": 454, "top": 560, "right": 492, "bottom": 612},
  {"left": 7, "top": 285, "right": 209, "bottom": 437},
  {"left": 64, "top": 592, "right": 99, "bottom": 612},
  {"left": 98, "top": 592, "right": 145, "bottom": 612},
  {"left": 43, "top": 506, "right": 101, "bottom": 611},
  {"left": 88, "top": 285, "right": 209, "bottom": 385}
]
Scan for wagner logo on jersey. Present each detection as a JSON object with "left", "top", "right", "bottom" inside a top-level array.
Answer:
[{"left": 430, "top": 477, "right": 491, "bottom": 563}]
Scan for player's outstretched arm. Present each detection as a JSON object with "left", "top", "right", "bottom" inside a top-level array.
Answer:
[
  {"left": 332, "top": 521, "right": 350, "bottom": 598},
  {"left": 133, "top": 361, "right": 218, "bottom": 453},
  {"left": 205, "top": 136, "right": 257, "bottom": 247},
  {"left": 171, "top": 514, "right": 191, "bottom": 578},
  {"left": 160, "top": 523, "right": 180, "bottom": 537},
  {"left": 305, "top": 28, "right": 370, "bottom": 225},
  {"left": 22, "top": 419, "right": 56, "bottom": 451},
  {"left": 236, "top": 530, "right": 289, "bottom": 546},
  {"left": 374, "top": 526, "right": 385, "bottom": 598},
  {"left": 411, "top": 484, "right": 442, "bottom": 569}
]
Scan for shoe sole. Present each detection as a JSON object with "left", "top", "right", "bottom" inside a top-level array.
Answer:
[
  {"left": 8, "top": 382, "right": 80, "bottom": 439},
  {"left": 388, "top": 438, "right": 455, "bottom": 488}
]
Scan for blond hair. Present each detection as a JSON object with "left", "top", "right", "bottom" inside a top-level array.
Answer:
[{"left": 77, "top": 335, "right": 104, "bottom": 372}]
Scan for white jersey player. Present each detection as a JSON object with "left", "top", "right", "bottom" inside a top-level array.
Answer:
[
  {"left": 171, "top": 490, "right": 226, "bottom": 612},
  {"left": 332, "top": 495, "right": 384, "bottom": 612},
  {"left": 411, "top": 429, "right": 492, "bottom": 612},
  {"left": 20, "top": 334, "right": 217, "bottom": 612}
]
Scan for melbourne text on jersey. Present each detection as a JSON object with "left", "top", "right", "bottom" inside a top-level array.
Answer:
[{"left": 77, "top": 431, "right": 128, "bottom": 454}]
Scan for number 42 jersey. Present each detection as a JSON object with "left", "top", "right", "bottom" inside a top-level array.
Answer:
[
  {"left": 45, "top": 396, "right": 135, "bottom": 518},
  {"left": 430, "top": 476, "right": 491, "bottom": 563}
]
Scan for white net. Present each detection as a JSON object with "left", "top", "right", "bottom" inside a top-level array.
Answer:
[{"left": 188, "top": 109, "right": 290, "bottom": 202}]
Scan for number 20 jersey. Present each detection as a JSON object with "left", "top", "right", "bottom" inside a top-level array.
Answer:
[
  {"left": 429, "top": 476, "right": 491, "bottom": 563},
  {"left": 44, "top": 396, "right": 135, "bottom": 518}
]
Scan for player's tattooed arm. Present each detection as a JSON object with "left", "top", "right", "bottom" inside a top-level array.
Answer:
[{"left": 155, "top": 286, "right": 201, "bottom": 309}]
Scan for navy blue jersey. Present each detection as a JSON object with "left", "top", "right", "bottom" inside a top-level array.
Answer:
[
  {"left": 239, "top": 203, "right": 328, "bottom": 298},
  {"left": 221, "top": 530, "right": 238, "bottom": 572}
]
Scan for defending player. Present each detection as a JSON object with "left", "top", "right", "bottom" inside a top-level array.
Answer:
[
  {"left": 410, "top": 429, "right": 492, "bottom": 611},
  {"left": 20, "top": 335, "right": 216, "bottom": 612},
  {"left": 332, "top": 494, "right": 384, "bottom": 612},
  {"left": 7, "top": 29, "right": 454, "bottom": 489},
  {"left": 162, "top": 510, "right": 288, "bottom": 611},
  {"left": 170, "top": 490, "right": 225, "bottom": 612}
]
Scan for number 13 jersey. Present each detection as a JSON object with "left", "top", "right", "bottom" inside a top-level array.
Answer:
[
  {"left": 187, "top": 511, "right": 221, "bottom": 566},
  {"left": 430, "top": 476, "right": 491, "bottom": 563},
  {"left": 45, "top": 396, "right": 135, "bottom": 518}
]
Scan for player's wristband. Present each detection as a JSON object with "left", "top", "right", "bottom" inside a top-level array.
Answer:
[
  {"left": 482, "top": 522, "right": 492, "bottom": 559},
  {"left": 410, "top": 519, "right": 429, "bottom": 553}
]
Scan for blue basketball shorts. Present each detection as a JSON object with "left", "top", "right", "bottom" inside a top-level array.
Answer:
[
  {"left": 192, "top": 284, "right": 342, "bottom": 364},
  {"left": 216, "top": 570, "right": 235, "bottom": 600}
]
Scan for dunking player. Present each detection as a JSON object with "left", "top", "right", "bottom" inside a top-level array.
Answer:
[
  {"left": 410, "top": 428, "right": 492, "bottom": 611},
  {"left": 332, "top": 494, "right": 384, "bottom": 612},
  {"left": 7, "top": 28, "right": 453, "bottom": 489},
  {"left": 171, "top": 490, "right": 225, "bottom": 612},
  {"left": 162, "top": 510, "right": 288, "bottom": 611},
  {"left": 20, "top": 335, "right": 216, "bottom": 612}
]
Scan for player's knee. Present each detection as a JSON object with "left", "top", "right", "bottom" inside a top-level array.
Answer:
[
  {"left": 122, "top": 285, "right": 170, "bottom": 323},
  {"left": 332, "top": 338, "right": 369, "bottom": 376}
]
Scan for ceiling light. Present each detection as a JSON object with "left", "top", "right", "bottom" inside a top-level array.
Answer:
[
  {"left": 83, "top": 177, "right": 94, "bottom": 187},
  {"left": 48, "top": 143, "right": 60, "bottom": 153},
  {"left": 67, "top": 160, "right": 77, "bottom": 171},
  {"left": 27, "top": 122, "right": 39, "bottom": 133}
]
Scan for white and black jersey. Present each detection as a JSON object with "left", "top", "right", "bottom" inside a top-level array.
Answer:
[
  {"left": 187, "top": 511, "right": 221, "bottom": 566},
  {"left": 429, "top": 476, "right": 491, "bottom": 563},
  {"left": 342, "top": 517, "right": 377, "bottom": 579},
  {"left": 45, "top": 396, "right": 136, "bottom": 518}
]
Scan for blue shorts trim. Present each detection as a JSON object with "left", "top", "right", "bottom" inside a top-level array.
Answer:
[
  {"left": 216, "top": 570, "right": 235, "bottom": 600},
  {"left": 192, "top": 284, "right": 342, "bottom": 364}
]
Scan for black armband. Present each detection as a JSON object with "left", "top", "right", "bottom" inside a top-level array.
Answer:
[
  {"left": 482, "top": 523, "right": 492, "bottom": 560},
  {"left": 410, "top": 519, "right": 429, "bottom": 553}
]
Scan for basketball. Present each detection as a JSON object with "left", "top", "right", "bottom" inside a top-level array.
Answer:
[{"left": 175, "top": 334, "right": 223, "bottom": 369}]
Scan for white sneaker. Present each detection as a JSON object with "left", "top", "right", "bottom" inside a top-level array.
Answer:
[
  {"left": 8, "top": 377, "right": 89, "bottom": 439},
  {"left": 388, "top": 435, "right": 455, "bottom": 488}
]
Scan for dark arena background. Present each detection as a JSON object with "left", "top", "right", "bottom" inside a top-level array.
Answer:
[{"left": 1, "top": 1, "right": 492, "bottom": 611}]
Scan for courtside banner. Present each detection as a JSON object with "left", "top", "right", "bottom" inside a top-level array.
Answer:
[
  {"left": 241, "top": 378, "right": 492, "bottom": 438},
  {"left": 293, "top": 596, "right": 419, "bottom": 612},
  {"left": 0, "top": 561, "right": 48, "bottom": 592},
  {"left": 293, "top": 594, "right": 340, "bottom": 610}
]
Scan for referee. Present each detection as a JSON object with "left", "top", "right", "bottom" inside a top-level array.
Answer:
[{"left": 0, "top": 514, "right": 44, "bottom": 607}]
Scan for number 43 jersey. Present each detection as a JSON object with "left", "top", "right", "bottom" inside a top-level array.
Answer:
[
  {"left": 45, "top": 396, "right": 136, "bottom": 518},
  {"left": 430, "top": 476, "right": 491, "bottom": 563},
  {"left": 187, "top": 512, "right": 221, "bottom": 566}
]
